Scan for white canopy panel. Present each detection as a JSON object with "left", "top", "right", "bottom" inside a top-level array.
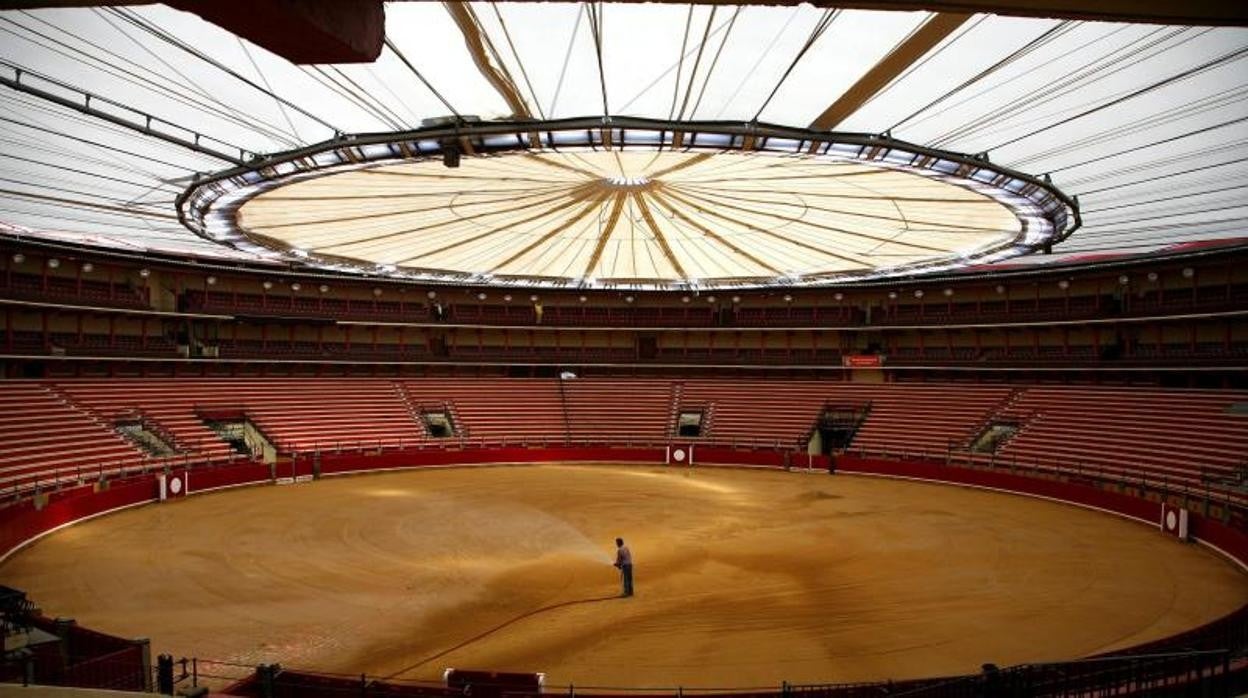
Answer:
[{"left": 0, "top": 2, "right": 1245, "bottom": 270}]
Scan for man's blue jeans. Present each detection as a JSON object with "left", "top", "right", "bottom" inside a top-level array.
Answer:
[{"left": 621, "top": 564, "right": 633, "bottom": 597}]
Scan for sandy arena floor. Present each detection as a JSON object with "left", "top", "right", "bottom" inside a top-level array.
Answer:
[{"left": 3, "top": 464, "right": 1246, "bottom": 688}]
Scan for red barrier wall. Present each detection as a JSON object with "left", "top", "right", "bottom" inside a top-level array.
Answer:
[
  {"left": 0, "top": 479, "right": 156, "bottom": 562},
  {"left": 836, "top": 455, "right": 1248, "bottom": 570},
  {"left": 2, "top": 449, "right": 1245, "bottom": 575},
  {"left": 314, "top": 445, "right": 667, "bottom": 475}
]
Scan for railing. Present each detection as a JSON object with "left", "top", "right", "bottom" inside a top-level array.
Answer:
[
  {"left": 852, "top": 444, "right": 1248, "bottom": 521},
  {"left": 7, "top": 434, "right": 1248, "bottom": 525},
  {"left": 155, "top": 645, "right": 1247, "bottom": 697}
]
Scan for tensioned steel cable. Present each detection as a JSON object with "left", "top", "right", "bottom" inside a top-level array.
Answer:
[
  {"left": 1075, "top": 155, "right": 1248, "bottom": 196},
  {"left": 0, "top": 90, "right": 199, "bottom": 163},
  {"left": 1088, "top": 202, "right": 1248, "bottom": 226},
  {"left": 1069, "top": 216, "right": 1248, "bottom": 239},
  {"left": 688, "top": 7, "right": 740, "bottom": 120},
  {"left": 0, "top": 161, "right": 147, "bottom": 197},
  {"left": 237, "top": 37, "right": 303, "bottom": 144},
  {"left": 936, "top": 28, "right": 1221, "bottom": 150},
  {"left": 491, "top": 2, "right": 546, "bottom": 120},
  {"left": 0, "top": 176, "right": 136, "bottom": 204},
  {"left": 366, "top": 62, "right": 425, "bottom": 127},
  {"left": 616, "top": 9, "right": 735, "bottom": 116},
  {"left": 0, "top": 205, "right": 197, "bottom": 236},
  {"left": 667, "top": 5, "right": 695, "bottom": 121},
  {"left": 891, "top": 20, "right": 1079, "bottom": 133},
  {"left": 107, "top": 6, "right": 343, "bottom": 135},
  {"left": 1082, "top": 183, "right": 1248, "bottom": 214},
  {"left": 329, "top": 65, "right": 410, "bottom": 130},
  {"left": 750, "top": 8, "right": 839, "bottom": 122},
  {"left": 675, "top": 6, "right": 717, "bottom": 121},
  {"left": 1010, "top": 87, "right": 1248, "bottom": 167},
  {"left": 927, "top": 25, "right": 1194, "bottom": 147},
  {"left": 0, "top": 154, "right": 170, "bottom": 193},
  {"left": 0, "top": 86, "right": 228, "bottom": 177},
  {"left": 89, "top": 8, "right": 302, "bottom": 147},
  {"left": 0, "top": 17, "right": 300, "bottom": 149},
  {"left": 384, "top": 35, "right": 462, "bottom": 122},
  {"left": 0, "top": 188, "right": 178, "bottom": 220},
  {"left": 586, "top": 1, "right": 609, "bottom": 116},
  {"left": 547, "top": 3, "right": 585, "bottom": 118},
  {"left": 1059, "top": 139, "right": 1248, "bottom": 188},
  {"left": 984, "top": 43, "right": 1248, "bottom": 151},
  {"left": 20, "top": 8, "right": 299, "bottom": 146},
  {"left": 713, "top": 8, "right": 800, "bottom": 120},
  {"left": 0, "top": 115, "right": 210, "bottom": 171},
  {"left": 0, "top": 130, "right": 174, "bottom": 183},
  {"left": 854, "top": 14, "right": 990, "bottom": 122}
]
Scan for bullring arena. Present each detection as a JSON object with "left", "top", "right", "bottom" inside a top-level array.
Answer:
[
  {"left": 4, "top": 463, "right": 1248, "bottom": 688},
  {"left": 2, "top": 0, "right": 1248, "bottom": 696}
]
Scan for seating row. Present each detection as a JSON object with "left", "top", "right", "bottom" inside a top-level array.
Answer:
[{"left": 0, "top": 379, "right": 1242, "bottom": 505}]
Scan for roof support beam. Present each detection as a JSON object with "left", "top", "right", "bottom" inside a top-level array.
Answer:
[
  {"left": 808, "top": 12, "right": 972, "bottom": 132},
  {"left": 0, "top": 65, "right": 247, "bottom": 165},
  {"left": 444, "top": 1, "right": 533, "bottom": 119}
]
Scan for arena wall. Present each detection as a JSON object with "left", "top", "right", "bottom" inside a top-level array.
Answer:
[{"left": 3, "top": 448, "right": 1245, "bottom": 574}]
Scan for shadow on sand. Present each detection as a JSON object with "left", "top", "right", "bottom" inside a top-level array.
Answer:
[{"left": 386, "top": 593, "right": 621, "bottom": 679}]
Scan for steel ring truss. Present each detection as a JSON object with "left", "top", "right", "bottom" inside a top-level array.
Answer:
[{"left": 178, "top": 117, "right": 1079, "bottom": 291}]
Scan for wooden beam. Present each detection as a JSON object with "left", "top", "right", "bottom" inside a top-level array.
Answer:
[{"left": 808, "top": 12, "right": 972, "bottom": 131}]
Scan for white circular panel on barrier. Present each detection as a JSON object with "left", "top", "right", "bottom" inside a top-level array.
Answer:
[
  {"left": 170, "top": 476, "right": 183, "bottom": 495},
  {"left": 673, "top": 449, "right": 686, "bottom": 463},
  {"left": 1165, "top": 510, "right": 1177, "bottom": 531}
]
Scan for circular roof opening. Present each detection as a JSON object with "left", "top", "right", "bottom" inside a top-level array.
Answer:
[{"left": 179, "top": 119, "right": 1078, "bottom": 289}]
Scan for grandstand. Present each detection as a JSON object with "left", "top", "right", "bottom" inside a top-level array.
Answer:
[{"left": 1, "top": 0, "right": 1247, "bottom": 695}]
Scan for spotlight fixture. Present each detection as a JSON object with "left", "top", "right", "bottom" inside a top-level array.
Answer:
[{"left": 442, "top": 144, "right": 461, "bottom": 169}]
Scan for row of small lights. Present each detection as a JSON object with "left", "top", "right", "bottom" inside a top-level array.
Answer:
[
  {"left": 12, "top": 253, "right": 1195, "bottom": 298},
  {"left": 11, "top": 253, "right": 152, "bottom": 277}
]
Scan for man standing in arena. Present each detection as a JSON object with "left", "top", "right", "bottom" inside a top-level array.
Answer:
[{"left": 614, "top": 537, "right": 633, "bottom": 597}]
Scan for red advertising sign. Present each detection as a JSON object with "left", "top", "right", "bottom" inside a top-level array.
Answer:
[{"left": 842, "top": 355, "right": 884, "bottom": 368}]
